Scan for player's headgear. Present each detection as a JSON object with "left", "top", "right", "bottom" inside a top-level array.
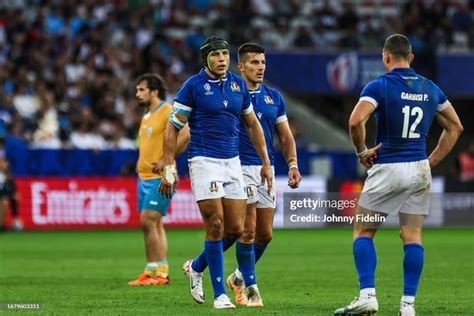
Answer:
[{"left": 200, "top": 36, "right": 229, "bottom": 70}]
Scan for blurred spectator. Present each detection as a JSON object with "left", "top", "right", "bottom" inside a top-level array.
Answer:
[
  {"left": 293, "top": 25, "right": 313, "bottom": 48},
  {"left": 0, "top": 128, "right": 20, "bottom": 232},
  {"left": 451, "top": 4, "right": 471, "bottom": 32},
  {"left": 32, "top": 89, "right": 60, "bottom": 148},
  {"left": 0, "top": 0, "right": 472, "bottom": 151},
  {"left": 456, "top": 141, "right": 474, "bottom": 182}
]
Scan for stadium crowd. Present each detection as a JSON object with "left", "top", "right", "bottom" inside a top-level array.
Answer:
[{"left": 0, "top": 0, "right": 473, "bottom": 149}]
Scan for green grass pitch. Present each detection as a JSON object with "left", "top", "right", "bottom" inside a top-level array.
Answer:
[{"left": 1, "top": 229, "right": 473, "bottom": 315}]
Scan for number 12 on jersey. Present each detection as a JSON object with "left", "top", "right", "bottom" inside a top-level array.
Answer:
[{"left": 401, "top": 105, "right": 423, "bottom": 139}]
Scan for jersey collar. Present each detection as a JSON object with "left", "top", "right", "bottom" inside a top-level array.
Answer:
[
  {"left": 147, "top": 100, "right": 166, "bottom": 115},
  {"left": 199, "top": 68, "right": 228, "bottom": 83},
  {"left": 390, "top": 67, "right": 415, "bottom": 74}
]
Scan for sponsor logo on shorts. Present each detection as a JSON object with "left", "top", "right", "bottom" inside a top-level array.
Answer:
[
  {"left": 246, "top": 186, "right": 254, "bottom": 198},
  {"left": 209, "top": 181, "right": 218, "bottom": 193},
  {"left": 230, "top": 82, "right": 240, "bottom": 92},
  {"left": 149, "top": 201, "right": 158, "bottom": 205}
]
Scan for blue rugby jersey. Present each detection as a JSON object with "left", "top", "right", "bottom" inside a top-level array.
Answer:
[
  {"left": 172, "top": 69, "right": 253, "bottom": 159},
  {"left": 239, "top": 84, "right": 287, "bottom": 166},
  {"left": 360, "top": 67, "right": 449, "bottom": 164}
]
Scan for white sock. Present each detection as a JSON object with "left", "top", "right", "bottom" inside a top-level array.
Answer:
[
  {"left": 234, "top": 267, "right": 243, "bottom": 280},
  {"left": 145, "top": 262, "right": 158, "bottom": 269},
  {"left": 360, "top": 288, "right": 376, "bottom": 300},
  {"left": 401, "top": 295, "right": 415, "bottom": 304}
]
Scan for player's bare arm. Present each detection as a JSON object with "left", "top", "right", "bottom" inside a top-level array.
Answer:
[
  {"left": 176, "top": 124, "right": 190, "bottom": 156},
  {"left": 428, "top": 104, "right": 463, "bottom": 168},
  {"left": 242, "top": 110, "right": 273, "bottom": 194},
  {"left": 152, "top": 124, "right": 190, "bottom": 174},
  {"left": 275, "top": 120, "right": 301, "bottom": 188},
  {"left": 159, "top": 122, "right": 180, "bottom": 198},
  {"left": 349, "top": 100, "right": 382, "bottom": 168}
]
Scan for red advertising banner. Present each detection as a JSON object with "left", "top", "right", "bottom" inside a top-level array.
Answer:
[{"left": 14, "top": 177, "right": 203, "bottom": 230}]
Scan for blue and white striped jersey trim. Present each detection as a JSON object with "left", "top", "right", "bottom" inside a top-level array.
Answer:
[
  {"left": 359, "top": 96, "right": 378, "bottom": 109},
  {"left": 169, "top": 101, "right": 192, "bottom": 129},
  {"left": 242, "top": 103, "right": 254, "bottom": 115},
  {"left": 437, "top": 100, "right": 450, "bottom": 112},
  {"left": 276, "top": 114, "right": 288, "bottom": 124}
]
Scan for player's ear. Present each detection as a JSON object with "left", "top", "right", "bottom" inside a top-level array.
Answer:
[
  {"left": 409, "top": 53, "right": 414, "bottom": 65},
  {"left": 237, "top": 62, "right": 244, "bottom": 72},
  {"left": 382, "top": 52, "right": 389, "bottom": 64}
]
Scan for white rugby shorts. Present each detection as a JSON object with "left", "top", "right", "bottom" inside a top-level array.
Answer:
[
  {"left": 242, "top": 165, "right": 276, "bottom": 208},
  {"left": 188, "top": 156, "right": 247, "bottom": 201},
  {"left": 358, "top": 159, "right": 431, "bottom": 215}
]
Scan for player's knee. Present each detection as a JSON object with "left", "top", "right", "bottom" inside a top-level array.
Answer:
[
  {"left": 400, "top": 228, "right": 422, "bottom": 244},
  {"left": 225, "top": 227, "right": 244, "bottom": 242},
  {"left": 207, "top": 216, "right": 224, "bottom": 239},
  {"left": 353, "top": 223, "right": 377, "bottom": 239},
  {"left": 140, "top": 217, "right": 156, "bottom": 233},
  {"left": 240, "top": 227, "right": 255, "bottom": 243},
  {"left": 255, "top": 231, "right": 272, "bottom": 245}
]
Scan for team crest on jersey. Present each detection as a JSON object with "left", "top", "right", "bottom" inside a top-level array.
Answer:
[
  {"left": 146, "top": 127, "right": 153, "bottom": 137},
  {"left": 245, "top": 186, "right": 254, "bottom": 198},
  {"left": 204, "top": 83, "right": 213, "bottom": 95},
  {"left": 230, "top": 82, "right": 240, "bottom": 92},
  {"left": 209, "top": 181, "right": 218, "bottom": 193},
  {"left": 264, "top": 96, "right": 274, "bottom": 104}
]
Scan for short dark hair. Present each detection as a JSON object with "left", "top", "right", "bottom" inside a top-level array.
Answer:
[
  {"left": 137, "top": 73, "right": 167, "bottom": 100},
  {"left": 238, "top": 43, "right": 265, "bottom": 63},
  {"left": 383, "top": 34, "right": 412, "bottom": 60}
]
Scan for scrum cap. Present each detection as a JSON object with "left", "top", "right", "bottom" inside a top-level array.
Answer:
[{"left": 200, "top": 36, "right": 229, "bottom": 69}]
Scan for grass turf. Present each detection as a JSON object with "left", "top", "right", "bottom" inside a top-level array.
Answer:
[{"left": 0, "top": 229, "right": 473, "bottom": 315}]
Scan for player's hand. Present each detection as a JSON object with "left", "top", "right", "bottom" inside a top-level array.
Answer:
[
  {"left": 158, "top": 165, "right": 177, "bottom": 199},
  {"left": 152, "top": 160, "right": 164, "bottom": 174},
  {"left": 359, "top": 143, "right": 382, "bottom": 169},
  {"left": 260, "top": 164, "right": 273, "bottom": 195},
  {"left": 288, "top": 168, "right": 301, "bottom": 189}
]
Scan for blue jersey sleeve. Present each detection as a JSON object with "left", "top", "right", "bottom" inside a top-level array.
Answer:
[
  {"left": 360, "top": 80, "right": 381, "bottom": 109},
  {"left": 276, "top": 91, "right": 288, "bottom": 124},
  {"left": 174, "top": 78, "right": 195, "bottom": 109},
  {"left": 432, "top": 82, "right": 450, "bottom": 112},
  {"left": 170, "top": 79, "right": 194, "bottom": 129}
]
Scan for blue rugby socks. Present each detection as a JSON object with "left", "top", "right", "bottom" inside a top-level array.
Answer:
[
  {"left": 353, "top": 237, "right": 377, "bottom": 297},
  {"left": 403, "top": 243, "right": 424, "bottom": 297},
  {"left": 236, "top": 241, "right": 257, "bottom": 287},
  {"left": 203, "top": 240, "right": 226, "bottom": 299},
  {"left": 192, "top": 238, "right": 234, "bottom": 273},
  {"left": 235, "top": 242, "right": 268, "bottom": 281},
  {"left": 254, "top": 242, "right": 268, "bottom": 264}
]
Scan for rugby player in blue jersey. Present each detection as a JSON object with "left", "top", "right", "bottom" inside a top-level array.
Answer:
[
  {"left": 335, "top": 34, "right": 463, "bottom": 316},
  {"left": 159, "top": 36, "right": 273, "bottom": 309},
  {"left": 225, "top": 43, "right": 302, "bottom": 306}
]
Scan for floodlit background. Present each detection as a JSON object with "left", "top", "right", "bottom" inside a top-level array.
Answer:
[{"left": 0, "top": 1, "right": 473, "bottom": 314}]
